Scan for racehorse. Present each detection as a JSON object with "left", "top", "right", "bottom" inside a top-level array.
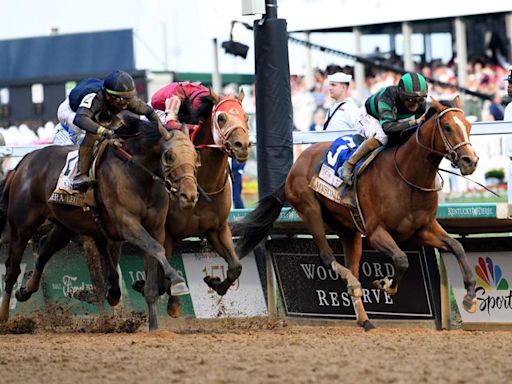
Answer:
[
  {"left": 232, "top": 96, "right": 479, "bottom": 330},
  {"left": 0, "top": 118, "right": 199, "bottom": 330},
  {"left": 133, "top": 88, "right": 252, "bottom": 316}
]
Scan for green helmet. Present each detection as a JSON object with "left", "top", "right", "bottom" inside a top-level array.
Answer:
[{"left": 398, "top": 72, "right": 428, "bottom": 98}]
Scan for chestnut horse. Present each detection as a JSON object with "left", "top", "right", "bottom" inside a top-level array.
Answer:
[
  {"left": 233, "top": 96, "right": 479, "bottom": 330},
  {"left": 0, "top": 119, "right": 199, "bottom": 330},
  {"left": 133, "top": 89, "right": 252, "bottom": 316}
]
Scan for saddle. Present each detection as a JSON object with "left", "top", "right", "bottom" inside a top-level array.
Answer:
[
  {"left": 309, "top": 137, "right": 385, "bottom": 234},
  {"left": 48, "top": 140, "right": 110, "bottom": 209}
]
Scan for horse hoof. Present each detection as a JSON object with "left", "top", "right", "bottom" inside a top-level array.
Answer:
[
  {"left": 362, "top": 320, "right": 376, "bottom": 332},
  {"left": 463, "top": 297, "right": 477, "bottom": 313},
  {"left": 15, "top": 287, "right": 31, "bottom": 302},
  {"left": 107, "top": 289, "right": 121, "bottom": 307},
  {"left": 132, "top": 279, "right": 145, "bottom": 294},
  {"left": 167, "top": 296, "right": 181, "bottom": 318},
  {"left": 170, "top": 282, "right": 190, "bottom": 296}
]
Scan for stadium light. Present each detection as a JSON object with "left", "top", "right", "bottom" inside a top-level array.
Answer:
[{"left": 221, "top": 21, "right": 249, "bottom": 59}]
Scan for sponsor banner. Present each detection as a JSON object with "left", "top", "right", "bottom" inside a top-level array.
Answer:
[
  {"left": 269, "top": 238, "right": 440, "bottom": 321},
  {"left": 118, "top": 251, "right": 195, "bottom": 317},
  {"left": 182, "top": 250, "right": 267, "bottom": 318},
  {"left": 0, "top": 244, "right": 196, "bottom": 317},
  {"left": 442, "top": 242, "right": 512, "bottom": 323}
]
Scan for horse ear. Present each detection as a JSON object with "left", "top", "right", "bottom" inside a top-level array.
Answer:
[
  {"left": 180, "top": 123, "right": 190, "bottom": 137},
  {"left": 453, "top": 95, "right": 462, "bottom": 108},
  {"left": 158, "top": 122, "right": 172, "bottom": 141},
  {"left": 210, "top": 88, "right": 221, "bottom": 104},
  {"left": 238, "top": 88, "right": 245, "bottom": 103},
  {"left": 430, "top": 97, "right": 443, "bottom": 111}
]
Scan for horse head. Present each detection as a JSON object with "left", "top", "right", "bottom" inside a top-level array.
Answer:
[
  {"left": 209, "top": 89, "right": 252, "bottom": 163},
  {"left": 427, "top": 95, "right": 479, "bottom": 175},
  {"left": 161, "top": 126, "right": 200, "bottom": 209}
]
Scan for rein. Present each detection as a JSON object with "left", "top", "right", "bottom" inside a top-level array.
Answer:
[
  {"left": 393, "top": 107, "right": 470, "bottom": 193},
  {"left": 113, "top": 141, "right": 197, "bottom": 197}
]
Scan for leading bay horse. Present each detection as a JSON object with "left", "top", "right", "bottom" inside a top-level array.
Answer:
[
  {"left": 233, "top": 96, "right": 479, "bottom": 330},
  {"left": 133, "top": 88, "right": 252, "bottom": 316},
  {"left": 0, "top": 118, "right": 199, "bottom": 330}
]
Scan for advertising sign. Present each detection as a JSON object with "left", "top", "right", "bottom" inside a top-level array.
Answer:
[
  {"left": 268, "top": 238, "right": 441, "bottom": 321},
  {"left": 441, "top": 237, "right": 512, "bottom": 324},
  {"left": 182, "top": 250, "right": 267, "bottom": 318}
]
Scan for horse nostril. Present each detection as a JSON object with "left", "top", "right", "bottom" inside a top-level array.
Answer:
[{"left": 234, "top": 141, "right": 243, "bottom": 149}]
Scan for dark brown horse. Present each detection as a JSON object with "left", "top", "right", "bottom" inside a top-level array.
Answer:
[
  {"left": 233, "top": 96, "right": 479, "bottom": 330},
  {"left": 0, "top": 119, "right": 199, "bottom": 330},
  {"left": 133, "top": 89, "right": 252, "bottom": 316}
]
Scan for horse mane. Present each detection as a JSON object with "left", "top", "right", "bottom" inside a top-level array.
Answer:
[
  {"left": 115, "top": 115, "right": 163, "bottom": 154},
  {"left": 178, "top": 94, "right": 214, "bottom": 124}
]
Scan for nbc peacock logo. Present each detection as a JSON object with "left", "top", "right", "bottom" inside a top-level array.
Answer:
[{"left": 475, "top": 256, "right": 509, "bottom": 291}]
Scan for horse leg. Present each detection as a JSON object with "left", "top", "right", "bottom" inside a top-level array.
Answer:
[
  {"left": 415, "top": 221, "right": 476, "bottom": 313},
  {"left": 16, "top": 224, "right": 72, "bottom": 302},
  {"left": 203, "top": 223, "right": 242, "bottom": 296},
  {"left": 338, "top": 229, "right": 363, "bottom": 279},
  {"left": 164, "top": 237, "right": 181, "bottom": 318},
  {"left": 292, "top": 196, "right": 371, "bottom": 330},
  {"left": 116, "top": 216, "right": 171, "bottom": 330},
  {"left": 92, "top": 237, "right": 121, "bottom": 307},
  {"left": 142, "top": 256, "right": 160, "bottom": 331},
  {"left": 367, "top": 226, "right": 409, "bottom": 295},
  {"left": 0, "top": 231, "right": 32, "bottom": 321}
]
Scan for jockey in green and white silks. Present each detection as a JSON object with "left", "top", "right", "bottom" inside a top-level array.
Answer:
[{"left": 339, "top": 72, "right": 428, "bottom": 187}]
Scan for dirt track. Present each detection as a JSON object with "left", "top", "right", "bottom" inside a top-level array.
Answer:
[{"left": 0, "top": 316, "right": 511, "bottom": 384}]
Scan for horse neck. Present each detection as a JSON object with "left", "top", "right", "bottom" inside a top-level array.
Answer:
[
  {"left": 125, "top": 138, "right": 163, "bottom": 175},
  {"left": 194, "top": 117, "right": 229, "bottom": 189},
  {"left": 396, "top": 118, "right": 443, "bottom": 189}
]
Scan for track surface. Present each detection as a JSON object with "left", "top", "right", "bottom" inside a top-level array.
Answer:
[{"left": 0, "top": 317, "right": 511, "bottom": 384}]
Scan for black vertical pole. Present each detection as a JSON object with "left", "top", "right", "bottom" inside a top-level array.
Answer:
[{"left": 254, "top": 0, "right": 293, "bottom": 199}]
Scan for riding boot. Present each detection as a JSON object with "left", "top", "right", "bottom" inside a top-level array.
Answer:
[
  {"left": 72, "top": 133, "right": 95, "bottom": 192},
  {"left": 338, "top": 137, "right": 381, "bottom": 187}
]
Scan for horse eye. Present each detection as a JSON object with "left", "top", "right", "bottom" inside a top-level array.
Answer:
[
  {"left": 444, "top": 124, "right": 452, "bottom": 133},
  {"left": 218, "top": 113, "right": 227, "bottom": 124}
]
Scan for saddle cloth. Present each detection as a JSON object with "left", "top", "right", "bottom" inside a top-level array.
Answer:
[
  {"left": 48, "top": 150, "right": 86, "bottom": 207},
  {"left": 309, "top": 135, "right": 383, "bottom": 205}
]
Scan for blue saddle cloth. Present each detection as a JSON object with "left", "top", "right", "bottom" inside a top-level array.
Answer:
[{"left": 324, "top": 135, "right": 357, "bottom": 172}]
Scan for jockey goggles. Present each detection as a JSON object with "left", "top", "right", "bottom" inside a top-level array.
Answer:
[
  {"left": 403, "top": 96, "right": 425, "bottom": 104},
  {"left": 105, "top": 88, "right": 136, "bottom": 102}
]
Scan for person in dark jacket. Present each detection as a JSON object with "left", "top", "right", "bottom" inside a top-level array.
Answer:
[{"left": 71, "top": 70, "right": 162, "bottom": 191}]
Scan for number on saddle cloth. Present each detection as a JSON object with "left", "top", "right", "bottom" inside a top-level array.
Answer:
[
  {"left": 324, "top": 135, "right": 357, "bottom": 173},
  {"left": 69, "top": 78, "right": 104, "bottom": 111}
]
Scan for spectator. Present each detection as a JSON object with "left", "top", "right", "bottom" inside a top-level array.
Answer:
[{"left": 323, "top": 72, "right": 359, "bottom": 131}]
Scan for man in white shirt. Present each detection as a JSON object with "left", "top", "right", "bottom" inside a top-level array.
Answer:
[
  {"left": 323, "top": 72, "right": 360, "bottom": 131},
  {"left": 504, "top": 68, "right": 512, "bottom": 121}
]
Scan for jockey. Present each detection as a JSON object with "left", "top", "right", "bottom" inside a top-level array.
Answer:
[
  {"left": 150, "top": 81, "right": 210, "bottom": 130},
  {"left": 54, "top": 78, "right": 104, "bottom": 145},
  {"left": 338, "top": 72, "right": 428, "bottom": 186},
  {"left": 71, "top": 70, "right": 162, "bottom": 191}
]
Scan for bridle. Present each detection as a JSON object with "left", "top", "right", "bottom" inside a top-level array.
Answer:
[
  {"left": 192, "top": 96, "right": 249, "bottom": 157},
  {"left": 161, "top": 139, "right": 198, "bottom": 197},
  {"left": 394, "top": 107, "right": 471, "bottom": 192}
]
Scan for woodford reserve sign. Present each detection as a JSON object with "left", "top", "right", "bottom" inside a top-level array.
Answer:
[{"left": 268, "top": 238, "right": 441, "bottom": 323}]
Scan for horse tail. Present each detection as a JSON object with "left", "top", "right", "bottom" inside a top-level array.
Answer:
[
  {"left": 0, "top": 169, "right": 14, "bottom": 235},
  {"left": 232, "top": 182, "right": 287, "bottom": 258}
]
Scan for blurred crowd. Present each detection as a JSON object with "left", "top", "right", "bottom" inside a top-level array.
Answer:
[{"left": 291, "top": 58, "right": 512, "bottom": 132}]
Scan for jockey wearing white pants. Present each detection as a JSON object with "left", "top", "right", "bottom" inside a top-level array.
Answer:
[{"left": 53, "top": 98, "right": 85, "bottom": 145}]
